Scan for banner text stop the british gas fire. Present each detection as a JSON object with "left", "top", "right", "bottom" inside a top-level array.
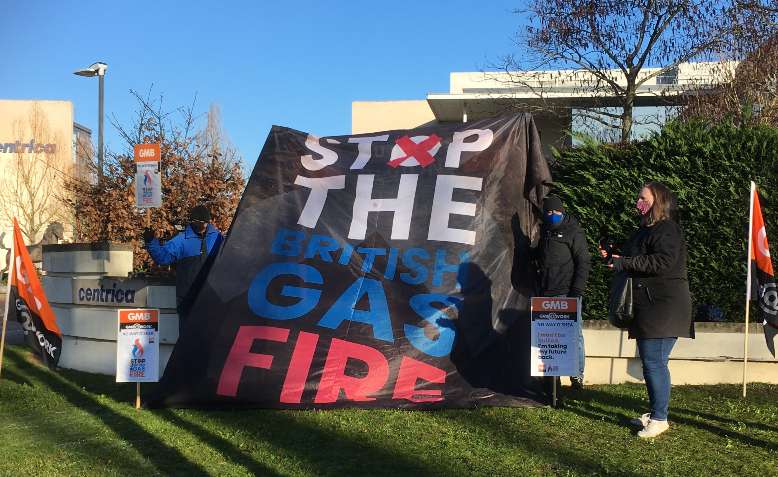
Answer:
[{"left": 152, "top": 115, "right": 552, "bottom": 409}]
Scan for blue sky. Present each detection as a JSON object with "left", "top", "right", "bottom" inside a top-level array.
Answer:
[{"left": 2, "top": 0, "right": 522, "bottom": 170}]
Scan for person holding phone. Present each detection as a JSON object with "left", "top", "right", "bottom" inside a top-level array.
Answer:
[{"left": 600, "top": 182, "right": 694, "bottom": 438}]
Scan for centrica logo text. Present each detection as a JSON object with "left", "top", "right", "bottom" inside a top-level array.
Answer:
[
  {"left": 78, "top": 284, "right": 137, "bottom": 304},
  {"left": 541, "top": 300, "right": 569, "bottom": 310},
  {"left": 0, "top": 139, "right": 57, "bottom": 154}
]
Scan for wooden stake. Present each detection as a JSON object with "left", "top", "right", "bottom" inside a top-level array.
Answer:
[
  {"left": 743, "top": 300, "right": 751, "bottom": 397},
  {"left": 145, "top": 209, "right": 151, "bottom": 228},
  {"left": 0, "top": 243, "right": 16, "bottom": 379},
  {"left": 136, "top": 382, "right": 141, "bottom": 410}
]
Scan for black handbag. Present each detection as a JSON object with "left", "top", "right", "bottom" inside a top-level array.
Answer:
[{"left": 608, "top": 271, "right": 634, "bottom": 328}]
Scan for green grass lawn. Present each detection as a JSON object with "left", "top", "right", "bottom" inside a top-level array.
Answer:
[{"left": 1, "top": 345, "right": 776, "bottom": 477}]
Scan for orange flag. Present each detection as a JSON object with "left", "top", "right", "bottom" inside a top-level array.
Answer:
[
  {"left": 10, "top": 218, "right": 61, "bottom": 367},
  {"left": 749, "top": 188, "right": 777, "bottom": 357}
]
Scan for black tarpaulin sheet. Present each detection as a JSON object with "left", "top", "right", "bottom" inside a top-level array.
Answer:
[{"left": 150, "top": 114, "right": 553, "bottom": 408}]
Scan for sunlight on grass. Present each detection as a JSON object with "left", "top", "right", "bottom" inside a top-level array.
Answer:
[{"left": 1, "top": 345, "right": 776, "bottom": 477}]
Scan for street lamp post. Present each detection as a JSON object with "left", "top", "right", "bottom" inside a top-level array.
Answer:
[{"left": 74, "top": 62, "right": 108, "bottom": 185}]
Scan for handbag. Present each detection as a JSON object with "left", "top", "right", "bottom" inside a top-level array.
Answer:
[{"left": 608, "top": 271, "right": 634, "bottom": 329}]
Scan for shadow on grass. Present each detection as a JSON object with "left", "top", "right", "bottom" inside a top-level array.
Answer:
[
  {"left": 5, "top": 347, "right": 211, "bottom": 476},
  {"left": 436, "top": 409, "right": 642, "bottom": 477},
  {"left": 562, "top": 399, "right": 629, "bottom": 427},
  {"left": 2, "top": 362, "right": 32, "bottom": 387},
  {"left": 156, "top": 409, "right": 282, "bottom": 477},
  {"left": 11, "top": 343, "right": 776, "bottom": 474},
  {"left": 562, "top": 386, "right": 645, "bottom": 428},
  {"left": 673, "top": 405, "right": 778, "bottom": 434},
  {"left": 671, "top": 384, "right": 778, "bottom": 434},
  {"left": 565, "top": 387, "right": 778, "bottom": 451},
  {"left": 9, "top": 346, "right": 444, "bottom": 477},
  {"left": 1, "top": 374, "right": 150, "bottom": 473},
  {"left": 202, "top": 411, "right": 449, "bottom": 477}
]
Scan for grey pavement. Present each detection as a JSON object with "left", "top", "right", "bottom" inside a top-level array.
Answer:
[{"left": 0, "top": 292, "right": 25, "bottom": 345}]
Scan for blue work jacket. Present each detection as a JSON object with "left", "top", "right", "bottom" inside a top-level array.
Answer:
[{"left": 146, "top": 223, "right": 223, "bottom": 315}]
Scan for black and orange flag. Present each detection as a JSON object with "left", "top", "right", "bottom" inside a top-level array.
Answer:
[
  {"left": 9, "top": 218, "right": 62, "bottom": 368},
  {"left": 749, "top": 185, "right": 778, "bottom": 357}
]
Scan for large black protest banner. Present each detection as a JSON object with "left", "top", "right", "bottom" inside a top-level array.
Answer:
[{"left": 151, "top": 114, "right": 553, "bottom": 408}]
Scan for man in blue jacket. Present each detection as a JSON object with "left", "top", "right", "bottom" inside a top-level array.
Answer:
[{"left": 143, "top": 205, "right": 224, "bottom": 333}]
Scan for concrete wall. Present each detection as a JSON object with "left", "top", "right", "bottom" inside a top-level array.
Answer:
[
  {"left": 352, "top": 100, "right": 436, "bottom": 134},
  {"left": 577, "top": 321, "right": 778, "bottom": 386},
  {"left": 42, "top": 245, "right": 777, "bottom": 385},
  {"left": 42, "top": 243, "right": 178, "bottom": 376}
]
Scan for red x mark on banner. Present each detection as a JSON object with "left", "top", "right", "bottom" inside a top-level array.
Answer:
[{"left": 388, "top": 134, "right": 442, "bottom": 168}]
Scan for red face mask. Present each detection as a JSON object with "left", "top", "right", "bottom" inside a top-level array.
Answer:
[{"left": 636, "top": 199, "right": 652, "bottom": 215}]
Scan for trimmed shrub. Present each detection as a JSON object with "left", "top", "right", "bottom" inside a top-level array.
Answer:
[{"left": 552, "top": 120, "right": 778, "bottom": 321}]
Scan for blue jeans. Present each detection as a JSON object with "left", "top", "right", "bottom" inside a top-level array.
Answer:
[{"left": 636, "top": 338, "right": 677, "bottom": 421}]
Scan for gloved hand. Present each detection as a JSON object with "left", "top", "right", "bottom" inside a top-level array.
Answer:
[{"left": 142, "top": 228, "right": 156, "bottom": 242}]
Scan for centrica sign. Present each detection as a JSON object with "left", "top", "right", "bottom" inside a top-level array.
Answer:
[
  {"left": 72, "top": 278, "right": 149, "bottom": 307},
  {"left": 0, "top": 139, "right": 57, "bottom": 154}
]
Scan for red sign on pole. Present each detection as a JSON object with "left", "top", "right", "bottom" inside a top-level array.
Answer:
[{"left": 134, "top": 143, "right": 160, "bottom": 163}]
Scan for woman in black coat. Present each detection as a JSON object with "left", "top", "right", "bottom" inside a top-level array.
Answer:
[{"left": 603, "top": 182, "right": 693, "bottom": 438}]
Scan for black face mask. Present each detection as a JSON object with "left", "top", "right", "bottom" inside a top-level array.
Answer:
[{"left": 191, "top": 221, "right": 207, "bottom": 234}]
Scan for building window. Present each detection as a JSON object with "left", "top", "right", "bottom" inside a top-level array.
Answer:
[{"left": 656, "top": 67, "right": 679, "bottom": 85}]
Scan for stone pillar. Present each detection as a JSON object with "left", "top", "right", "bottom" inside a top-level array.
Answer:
[{"left": 42, "top": 243, "right": 178, "bottom": 375}]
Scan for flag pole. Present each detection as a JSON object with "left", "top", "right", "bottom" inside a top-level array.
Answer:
[
  {"left": 743, "top": 181, "right": 756, "bottom": 398},
  {"left": 0, "top": 233, "right": 16, "bottom": 379}
]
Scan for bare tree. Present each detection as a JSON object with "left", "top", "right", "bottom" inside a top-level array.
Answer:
[
  {"left": 0, "top": 102, "right": 71, "bottom": 242},
  {"left": 737, "top": 0, "right": 778, "bottom": 14},
  {"left": 682, "top": 36, "right": 778, "bottom": 125},
  {"left": 502, "top": 0, "right": 775, "bottom": 142},
  {"left": 64, "top": 88, "right": 245, "bottom": 271},
  {"left": 197, "top": 103, "right": 240, "bottom": 163}
]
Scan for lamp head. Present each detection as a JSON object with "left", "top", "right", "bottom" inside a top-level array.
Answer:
[{"left": 74, "top": 62, "right": 108, "bottom": 77}]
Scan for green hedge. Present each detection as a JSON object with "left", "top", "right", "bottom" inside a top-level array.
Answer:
[{"left": 551, "top": 120, "right": 778, "bottom": 322}]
